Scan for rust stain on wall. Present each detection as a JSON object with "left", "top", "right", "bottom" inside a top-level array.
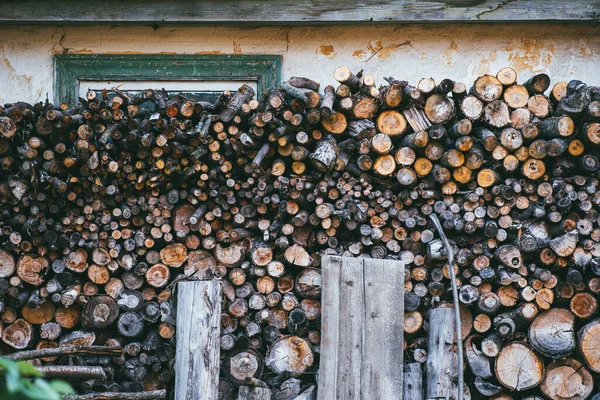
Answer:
[
  {"left": 233, "top": 42, "right": 242, "bottom": 54},
  {"left": 506, "top": 39, "right": 555, "bottom": 73},
  {"left": 580, "top": 38, "right": 592, "bottom": 57},
  {"left": 194, "top": 51, "right": 223, "bottom": 54},
  {"left": 318, "top": 45, "right": 335, "bottom": 58},
  {"left": 1, "top": 46, "right": 34, "bottom": 97},
  {"left": 472, "top": 51, "right": 497, "bottom": 75},
  {"left": 442, "top": 41, "right": 459, "bottom": 66},
  {"left": 352, "top": 49, "right": 365, "bottom": 58}
]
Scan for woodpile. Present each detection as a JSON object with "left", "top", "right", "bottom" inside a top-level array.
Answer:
[{"left": 0, "top": 66, "right": 599, "bottom": 399}]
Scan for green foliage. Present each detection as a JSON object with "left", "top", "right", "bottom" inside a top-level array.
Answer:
[{"left": 0, "top": 357, "right": 76, "bottom": 400}]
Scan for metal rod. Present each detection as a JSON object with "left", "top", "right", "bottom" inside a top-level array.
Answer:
[{"left": 430, "top": 213, "right": 464, "bottom": 400}]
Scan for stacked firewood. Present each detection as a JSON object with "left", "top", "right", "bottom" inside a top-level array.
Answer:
[{"left": 0, "top": 66, "right": 599, "bottom": 399}]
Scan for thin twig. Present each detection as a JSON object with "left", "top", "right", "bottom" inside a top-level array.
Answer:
[{"left": 430, "top": 213, "right": 464, "bottom": 400}]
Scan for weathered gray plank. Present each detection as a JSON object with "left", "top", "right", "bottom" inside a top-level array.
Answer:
[
  {"left": 426, "top": 304, "right": 455, "bottom": 400},
  {"left": 0, "top": 0, "right": 597, "bottom": 24},
  {"left": 237, "top": 386, "right": 272, "bottom": 400},
  {"left": 175, "top": 280, "right": 222, "bottom": 400},
  {"left": 363, "top": 259, "right": 405, "bottom": 399},
  {"left": 318, "top": 256, "right": 405, "bottom": 400},
  {"left": 403, "top": 363, "right": 424, "bottom": 400},
  {"left": 317, "top": 256, "right": 341, "bottom": 400},
  {"left": 337, "top": 257, "right": 364, "bottom": 399}
]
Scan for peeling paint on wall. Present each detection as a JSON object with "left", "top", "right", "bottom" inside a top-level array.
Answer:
[
  {"left": 579, "top": 38, "right": 592, "bottom": 57},
  {"left": 0, "top": 45, "right": 35, "bottom": 102},
  {"left": 471, "top": 51, "right": 498, "bottom": 75},
  {"left": 506, "top": 39, "right": 556, "bottom": 73},
  {"left": 317, "top": 45, "right": 335, "bottom": 58},
  {"left": 442, "top": 41, "right": 459, "bottom": 66},
  {"left": 0, "top": 24, "right": 598, "bottom": 104},
  {"left": 233, "top": 42, "right": 242, "bottom": 54}
]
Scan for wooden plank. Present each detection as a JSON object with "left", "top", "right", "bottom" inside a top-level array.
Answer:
[
  {"left": 54, "top": 54, "right": 282, "bottom": 105},
  {"left": 318, "top": 256, "right": 405, "bottom": 400},
  {"left": 403, "top": 363, "right": 424, "bottom": 400},
  {"left": 426, "top": 304, "right": 455, "bottom": 400},
  {"left": 237, "top": 386, "right": 272, "bottom": 399},
  {"left": 363, "top": 258, "right": 404, "bottom": 399},
  {"left": 317, "top": 255, "right": 341, "bottom": 400},
  {"left": 175, "top": 280, "right": 222, "bottom": 400},
  {"left": 337, "top": 256, "right": 364, "bottom": 399},
  {"left": 0, "top": 0, "right": 597, "bottom": 24}
]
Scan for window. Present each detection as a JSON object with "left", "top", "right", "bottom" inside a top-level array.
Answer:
[{"left": 54, "top": 54, "right": 282, "bottom": 105}]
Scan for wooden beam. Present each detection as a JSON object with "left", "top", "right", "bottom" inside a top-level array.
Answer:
[
  {"left": 175, "top": 279, "right": 222, "bottom": 400},
  {"left": 318, "top": 256, "right": 405, "bottom": 400},
  {"left": 0, "top": 0, "right": 597, "bottom": 25}
]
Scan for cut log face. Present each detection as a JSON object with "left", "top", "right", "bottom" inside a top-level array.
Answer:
[
  {"left": 185, "top": 250, "right": 217, "bottom": 278},
  {"left": 145, "top": 264, "right": 170, "bottom": 288},
  {"left": 578, "top": 319, "right": 600, "bottom": 373},
  {"left": 2, "top": 319, "right": 33, "bottom": 349},
  {"left": 17, "top": 254, "right": 48, "bottom": 286},
  {"left": 425, "top": 94, "right": 455, "bottom": 124},
  {"left": 284, "top": 245, "right": 312, "bottom": 267},
  {"left": 529, "top": 309, "right": 575, "bottom": 358},
  {"left": 65, "top": 249, "right": 88, "bottom": 273},
  {"left": 226, "top": 349, "right": 264, "bottom": 386},
  {"left": 321, "top": 112, "right": 347, "bottom": 134},
  {"left": 473, "top": 75, "right": 503, "bottom": 102},
  {"left": 541, "top": 358, "right": 593, "bottom": 400},
  {"left": 0, "top": 250, "right": 15, "bottom": 278},
  {"left": 22, "top": 301, "right": 55, "bottom": 325},
  {"left": 92, "top": 248, "right": 111, "bottom": 266},
  {"left": 83, "top": 295, "right": 119, "bottom": 328},
  {"left": 215, "top": 244, "right": 245, "bottom": 267},
  {"left": 160, "top": 243, "right": 187, "bottom": 267},
  {"left": 377, "top": 110, "right": 407, "bottom": 136},
  {"left": 495, "top": 342, "right": 543, "bottom": 391},
  {"left": 266, "top": 336, "right": 313, "bottom": 378},
  {"left": 295, "top": 268, "right": 321, "bottom": 299}
]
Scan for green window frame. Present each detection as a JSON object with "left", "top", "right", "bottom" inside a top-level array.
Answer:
[{"left": 54, "top": 54, "right": 282, "bottom": 105}]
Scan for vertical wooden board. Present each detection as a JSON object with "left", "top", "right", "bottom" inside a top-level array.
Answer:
[
  {"left": 426, "top": 305, "right": 455, "bottom": 400},
  {"left": 317, "top": 255, "right": 342, "bottom": 400},
  {"left": 337, "top": 257, "right": 365, "bottom": 400},
  {"left": 363, "top": 259, "right": 405, "bottom": 399},
  {"left": 238, "top": 386, "right": 272, "bottom": 399},
  {"left": 403, "top": 363, "right": 424, "bottom": 400},
  {"left": 175, "top": 280, "right": 222, "bottom": 400}
]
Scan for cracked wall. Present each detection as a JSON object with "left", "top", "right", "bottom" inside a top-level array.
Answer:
[{"left": 0, "top": 24, "right": 598, "bottom": 104}]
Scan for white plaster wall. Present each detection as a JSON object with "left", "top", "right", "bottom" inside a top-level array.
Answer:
[{"left": 0, "top": 24, "right": 598, "bottom": 104}]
